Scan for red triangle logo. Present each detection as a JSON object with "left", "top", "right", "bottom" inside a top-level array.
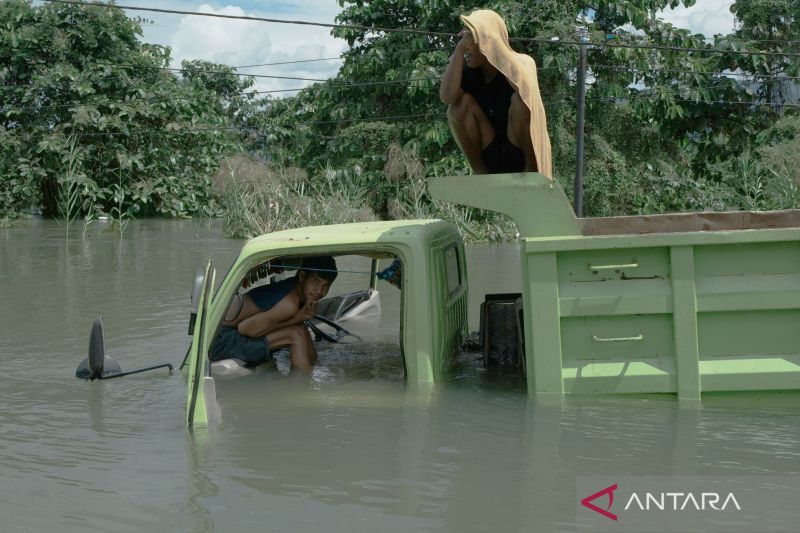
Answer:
[{"left": 581, "top": 483, "right": 619, "bottom": 521}]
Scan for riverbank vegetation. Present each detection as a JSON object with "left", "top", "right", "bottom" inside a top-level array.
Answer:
[{"left": 1, "top": 0, "right": 799, "bottom": 240}]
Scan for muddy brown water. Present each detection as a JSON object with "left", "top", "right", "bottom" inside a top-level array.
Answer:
[{"left": 1, "top": 219, "right": 799, "bottom": 532}]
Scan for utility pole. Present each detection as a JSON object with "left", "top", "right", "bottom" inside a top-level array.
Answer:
[{"left": 574, "top": 27, "right": 589, "bottom": 217}]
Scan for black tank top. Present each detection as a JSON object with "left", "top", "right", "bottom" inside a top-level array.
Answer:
[{"left": 460, "top": 66, "right": 515, "bottom": 139}]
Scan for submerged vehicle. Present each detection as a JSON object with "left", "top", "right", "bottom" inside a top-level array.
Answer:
[
  {"left": 430, "top": 172, "right": 800, "bottom": 400},
  {"left": 78, "top": 171, "right": 800, "bottom": 426},
  {"left": 185, "top": 171, "right": 800, "bottom": 425},
  {"left": 184, "top": 219, "right": 468, "bottom": 426}
]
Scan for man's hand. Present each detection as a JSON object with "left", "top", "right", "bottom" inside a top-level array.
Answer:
[
  {"left": 457, "top": 28, "right": 473, "bottom": 50},
  {"left": 295, "top": 300, "right": 318, "bottom": 323}
]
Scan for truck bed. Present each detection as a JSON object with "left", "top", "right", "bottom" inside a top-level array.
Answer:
[
  {"left": 429, "top": 173, "right": 800, "bottom": 398},
  {"left": 582, "top": 209, "right": 800, "bottom": 236}
]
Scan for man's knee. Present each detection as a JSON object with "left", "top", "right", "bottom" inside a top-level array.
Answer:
[
  {"left": 286, "top": 324, "right": 306, "bottom": 342},
  {"left": 447, "top": 92, "right": 479, "bottom": 123}
]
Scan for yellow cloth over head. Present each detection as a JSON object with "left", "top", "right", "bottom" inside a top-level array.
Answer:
[{"left": 460, "top": 9, "right": 552, "bottom": 178}]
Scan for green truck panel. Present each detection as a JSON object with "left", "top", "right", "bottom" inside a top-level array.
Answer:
[
  {"left": 185, "top": 220, "right": 468, "bottom": 426},
  {"left": 430, "top": 172, "right": 800, "bottom": 397}
]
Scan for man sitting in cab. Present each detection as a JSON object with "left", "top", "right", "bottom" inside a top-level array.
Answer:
[{"left": 210, "top": 256, "right": 338, "bottom": 373}]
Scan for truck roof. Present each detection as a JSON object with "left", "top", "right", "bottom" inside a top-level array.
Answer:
[{"left": 240, "top": 219, "right": 460, "bottom": 256}]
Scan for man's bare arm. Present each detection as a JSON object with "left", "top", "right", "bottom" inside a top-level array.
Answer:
[
  {"left": 440, "top": 29, "right": 471, "bottom": 105},
  {"left": 238, "top": 297, "right": 316, "bottom": 338}
]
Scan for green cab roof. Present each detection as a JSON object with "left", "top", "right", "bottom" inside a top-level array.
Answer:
[{"left": 240, "top": 219, "right": 459, "bottom": 256}]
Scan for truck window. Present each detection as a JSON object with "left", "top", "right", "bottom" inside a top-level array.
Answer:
[{"left": 444, "top": 245, "right": 461, "bottom": 296}]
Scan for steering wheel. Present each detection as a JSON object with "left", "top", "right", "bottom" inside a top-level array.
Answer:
[{"left": 306, "top": 315, "right": 362, "bottom": 343}]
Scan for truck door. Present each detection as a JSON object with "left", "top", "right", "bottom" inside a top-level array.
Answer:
[{"left": 186, "top": 261, "right": 216, "bottom": 427}]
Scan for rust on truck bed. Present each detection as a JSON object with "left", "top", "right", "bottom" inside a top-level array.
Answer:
[{"left": 582, "top": 209, "right": 800, "bottom": 236}]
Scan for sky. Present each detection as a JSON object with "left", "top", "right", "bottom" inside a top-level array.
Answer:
[
  {"left": 132, "top": 0, "right": 347, "bottom": 94},
  {"left": 660, "top": 0, "right": 737, "bottom": 38},
  {"left": 40, "top": 0, "right": 739, "bottom": 94}
]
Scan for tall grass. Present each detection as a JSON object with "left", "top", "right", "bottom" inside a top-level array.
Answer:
[
  {"left": 383, "top": 143, "right": 516, "bottom": 241},
  {"left": 56, "top": 134, "right": 84, "bottom": 239},
  {"left": 218, "top": 155, "right": 375, "bottom": 239},
  {"left": 757, "top": 133, "right": 800, "bottom": 209},
  {"left": 218, "top": 150, "right": 518, "bottom": 242}
]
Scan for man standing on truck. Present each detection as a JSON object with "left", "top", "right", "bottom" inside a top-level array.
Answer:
[
  {"left": 211, "top": 256, "right": 338, "bottom": 374},
  {"left": 440, "top": 9, "right": 552, "bottom": 177}
]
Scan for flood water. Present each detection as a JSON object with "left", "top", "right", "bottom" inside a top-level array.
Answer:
[{"left": 2, "top": 219, "right": 799, "bottom": 532}]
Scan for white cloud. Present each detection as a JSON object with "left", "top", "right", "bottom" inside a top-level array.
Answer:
[
  {"left": 170, "top": 5, "right": 273, "bottom": 67},
  {"left": 132, "top": 2, "right": 347, "bottom": 93},
  {"left": 659, "top": 0, "right": 737, "bottom": 37}
]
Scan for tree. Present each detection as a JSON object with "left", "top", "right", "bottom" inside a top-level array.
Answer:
[
  {"left": 250, "top": 1, "right": 704, "bottom": 215},
  {"left": 0, "top": 0, "right": 255, "bottom": 220},
  {"left": 730, "top": 0, "right": 800, "bottom": 105}
]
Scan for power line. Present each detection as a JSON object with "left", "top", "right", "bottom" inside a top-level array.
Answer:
[
  {"left": 584, "top": 29, "right": 800, "bottom": 52},
  {"left": 588, "top": 94, "right": 800, "bottom": 108},
  {"left": 232, "top": 46, "right": 449, "bottom": 69},
  {"left": 0, "top": 88, "right": 314, "bottom": 114},
  {"left": 2, "top": 63, "right": 591, "bottom": 115},
  {"left": 0, "top": 55, "right": 770, "bottom": 93},
  {"left": 522, "top": 35, "right": 800, "bottom": 59},
  {"left": 6, "top": 57, "right": 336, "bottom": 85},
  {"left": 3, "top": 111, "right": 446, "bottom": 138},
  {"left": 41, "top": 0, "right": 458, "bottom": 39},
  {"left": 602, "top": 30, "right": 800, "bottom": 48},
  {"left": 0, "top": 74, "right": 441, "bottom": 103},
  {"left": 233, "top": 57, "right": 342, "bottom": 69},
  {"left": 0, "top": 81, "right": 412, "bottom": 115},
  {"left": 45, "top": 0, "right": 800, "bottom": 59},
  {"left": 0, "top": 63, "right": 789, "bottom": 116},
  {"left": 716, "top": 36, "right": 800, "bottom": 46},
  {"left": 6, "top": 91, "right": 798, "bottom": 139},
  {"left": 79, "top": 60, "right": 332, "bottom": 82},
  {"left": 9, "top": 46, "right": 456, "bottom": 90},
  {"left": 588, "top": 64, "right": 800, "bottom": 82}
]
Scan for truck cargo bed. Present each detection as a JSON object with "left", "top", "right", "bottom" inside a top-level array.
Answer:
[
  {"left": 430, "top": 173, "right": 800, "bottom": 398},
  {"left": 582, "top": 209, "right": 800, "bottom": 236}
]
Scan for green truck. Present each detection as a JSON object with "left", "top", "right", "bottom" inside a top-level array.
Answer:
[
  {"left": 185, "top": 219, "right": 468, "bottom": 426},
  {"left": 431, "top": 172, "right": 800, "bottom": 400},
  {"left": 185, "top": 172, "right": 800, "bottom": 426}
]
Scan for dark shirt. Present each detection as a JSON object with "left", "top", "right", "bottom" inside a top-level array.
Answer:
[
  {"left": 460, "top": 66, "right": 515, "bottom": 139},
  {"left": 248, "top": 277, "right": 296, "bottom": 311}
]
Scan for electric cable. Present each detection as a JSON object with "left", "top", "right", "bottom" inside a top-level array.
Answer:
[
  {"left": 40, "top": 0, "right": 800, "bottom": 59},
  {"left": 4, "top": 111, "right": 446, "bottom": 138}
]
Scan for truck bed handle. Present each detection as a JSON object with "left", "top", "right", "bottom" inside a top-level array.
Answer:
[
  {"left": 592, "top": 334, "right": 644, "bottom": 342},
  {"left": 589, "top": 262, "right": 639, "bottom": 270}
]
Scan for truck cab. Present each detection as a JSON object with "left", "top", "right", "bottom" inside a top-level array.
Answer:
[{"left": 185, "top": 219, "right": 468, "bottom": 426}]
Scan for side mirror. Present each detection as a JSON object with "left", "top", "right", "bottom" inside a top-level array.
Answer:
[
  {"left": 88, "top": 316, "right": 107, "bottom": 377},
  {"left": 76, "top": 317, "right": 173, "bottom": 380},
  {"left": 75, "top": 317, "right": 121, "bottom": 379},
  {"left": 188, "top": 266, "right": 205, "bottom": 335}
]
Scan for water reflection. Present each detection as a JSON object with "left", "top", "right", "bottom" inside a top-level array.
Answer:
[
  {"left": 2, "top": 220, "right": 800, "bottom": 532},
  {"left": 185, "top": 431, "right": 218, "bottom": 533}
]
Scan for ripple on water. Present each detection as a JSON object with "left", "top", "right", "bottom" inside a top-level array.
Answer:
[{"left": 3, "top": 221, "right": 800, "bottom": 532}]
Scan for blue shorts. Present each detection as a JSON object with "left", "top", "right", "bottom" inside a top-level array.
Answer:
[{"left": 210, "top": 326, "right": 271, "bottom": 365}]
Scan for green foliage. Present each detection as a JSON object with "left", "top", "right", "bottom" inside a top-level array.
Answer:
[
  {"left": 0, "top": 0, "right": 255, "bottom": 222},
  {"left": 3, "top": 0, "right": 798, "bottom": 244},
  {"left": 54, "top": 133, "right": 93, "bottom": 238},
  {"left": 247, "top": 0, "right": 799, "bottom": 242},
  {"left": 218, "top": 158, "right": 375, "bottom": 239},
  {"left": 730, "top": 0, "right": 799, "bottom": 107},
  {"left": 221, "top": 147, "right": 516, "bottom": 242}
]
